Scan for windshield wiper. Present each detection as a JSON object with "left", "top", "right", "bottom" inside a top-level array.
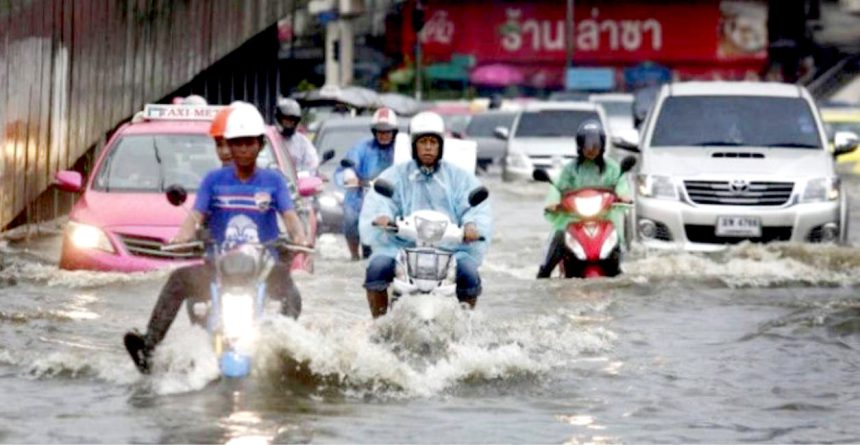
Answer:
[
  {"left": 690, "top": 141, "right": 744, "bottom": 146},
  {"left": 152, "top": 138, "right": 165, "bottom": 192},
  {"left": 763, "top": 142, "right": 819, "bottom": 148}
]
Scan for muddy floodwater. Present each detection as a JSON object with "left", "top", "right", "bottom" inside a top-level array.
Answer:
[{"left": 1, "top": 175, "right": 859, "bottom": 443}]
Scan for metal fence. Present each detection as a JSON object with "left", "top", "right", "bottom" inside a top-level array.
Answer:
[{"left": 0, "top": 0, "right": 294, "bottom": 230}]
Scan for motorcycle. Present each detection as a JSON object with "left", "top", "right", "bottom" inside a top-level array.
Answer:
[
  {"left": 533, "top": 156, "right": 636, "bottom": 279},
  {"left": 371, "top": 179, "right": 488, "bottom": 298},
  {"left": 159, "top": 185, "right": 313, "bottom": 378}
]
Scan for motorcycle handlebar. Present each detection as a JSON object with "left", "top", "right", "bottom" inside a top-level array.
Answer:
[{"left": 160, "top": 238, "right": 315, "bottom": 254}]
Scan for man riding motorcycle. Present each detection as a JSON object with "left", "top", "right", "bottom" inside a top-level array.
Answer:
[
  {"left": 124, "top": 103, "right": 311, "bottom": 373},
  {"left": 335, "top": 107, "right": 399, "bottom": 260},
  {"left": 359, "top": 111, "right": 493, "bottom": 318},
  {"left": 275, "top": 97, "right": 319, "bottom": 173},
  {"left": 537, "top": 120, "right": 632, "bottom": 278}
]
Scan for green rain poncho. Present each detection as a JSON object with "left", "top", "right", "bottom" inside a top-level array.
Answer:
[{"left": 544, "top": 157, "right": 632, "bottom": 243}]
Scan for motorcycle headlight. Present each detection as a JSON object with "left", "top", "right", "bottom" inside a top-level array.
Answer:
[
  {"left": 637, "top": 174, "right": 678, "bottom": 200},
  {"left": 221, "top": 292, "right": 256, "bottom": 345},
  {"left": 415, "top": 217, "right": 448, "bottom": 243},
  {"left": 67, "top": 221, "right": 115, "bottom": 253},
  {"left": 574, "top": 195, "right": 604, "bottom": 218},
  {"left": 801, "top": 177, "right": 839, "bottom": 203}
]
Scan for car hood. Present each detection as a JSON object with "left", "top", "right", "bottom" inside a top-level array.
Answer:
[
  {"left": 70, "top": 191, "right": 194, "bottom": 232},
  {"left": 509, "top": 138, "right": 576, "bottom": 156},
  {"left": 643, "top": 147, "right": 834, "bottom": 178}
]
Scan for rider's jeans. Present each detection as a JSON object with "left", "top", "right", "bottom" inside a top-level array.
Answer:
[
  {"left": 364, "top": 255, "right": 482, "bottom": 301},
  {"left": 143, "top": 262, "right": 301, "bottom": 349},
  {"left": 342, "top": 202, "right": 361, "bottom": 245}
]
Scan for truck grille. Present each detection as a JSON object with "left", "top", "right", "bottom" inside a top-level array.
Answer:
[
  {"left": 684, "top": 180, "right": 794, "bottom": 206},
  {"left": 118, "top": 234, "right": 201, "bottom": 260},
  {"left": 684, "top": 225, "right": 792, "bottom": 244}
]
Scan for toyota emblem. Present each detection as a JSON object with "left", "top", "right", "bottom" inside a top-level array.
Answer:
[{"left": 729, "top": 179, "right": 749, "bottom": 194}]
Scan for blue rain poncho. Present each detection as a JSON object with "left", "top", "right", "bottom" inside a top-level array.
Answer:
[
  {"left": 359, "top": 160, "right": 493, "bottom": 264},
  {"left": 334, "top": 137, "right": 394, "bottom": 214}
]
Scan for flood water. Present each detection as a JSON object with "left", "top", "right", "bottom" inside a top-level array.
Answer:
[{"left": 1, "top": 174, "right": 859, "bottom": 443}]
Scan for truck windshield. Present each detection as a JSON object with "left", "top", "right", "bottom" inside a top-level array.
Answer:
[
  {"left": 93, "top": 134, "right": 280, "bottom": 192},
  {"left": 514, "top": 110, "right": 600, "bottom": 138},
  {"left": 650, "top": 96, "right": 822, "bottom": 149}
]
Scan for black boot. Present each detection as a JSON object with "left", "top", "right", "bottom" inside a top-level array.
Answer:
[{"left": 123, "top": 330, "right": 153, "bottom": 374}]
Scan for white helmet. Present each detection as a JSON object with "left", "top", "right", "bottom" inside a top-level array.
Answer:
[
  {"left": 276, "top": 97, "right": 302, "bottom": 119},
  {"left": 409, "top": 111, "right": 445, "bottom": 142},
  {"left": 371, "top": 107, "right": 398, "bottom": 132},
  {"left": 409, "top": 111, "right": 446, "bottom": 164},
  {"left": 182, "top": 94, "right": 208, "bottom": 105},
  {"left": 223, "top": 103, "right": 266, "bottom": 140}
]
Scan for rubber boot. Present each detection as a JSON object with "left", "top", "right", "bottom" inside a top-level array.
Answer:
[
  {"left": 123, "top": 330, "right": 153, "bottom": 374},
  {"left": 366, "top": 289, "right": 389, "bottom": 318}
]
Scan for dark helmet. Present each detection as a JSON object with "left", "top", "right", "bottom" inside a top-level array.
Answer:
[{"left": 575, "top": 119, "right": 606, "bottom": 155}]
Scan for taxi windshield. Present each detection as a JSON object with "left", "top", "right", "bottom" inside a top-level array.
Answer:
[{"left": 93, "top": 134, "right": 280, "bottom": 192}]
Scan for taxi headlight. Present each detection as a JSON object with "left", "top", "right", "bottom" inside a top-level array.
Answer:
[
  {"left": 67, "top": 221, "right": 115, "bottom": 253},
  {"left": 637, "top": 174, "right": 678, "bottom": 200},
  {"left": 801, "top": 177, "right": 839, "bottom": 203}
]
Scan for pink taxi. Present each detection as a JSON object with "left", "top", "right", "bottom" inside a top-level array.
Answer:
[{"left": 54, "top": 104, "right": 323, "bottom": 273}]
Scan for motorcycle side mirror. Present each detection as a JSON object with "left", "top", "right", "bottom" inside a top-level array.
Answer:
[
  {"left": 620, "top": 156, "right": 637, "bottom": 173},
  {"left": 373, "top": 179, "right": 396, "bottom": 198},
  {"left": 340, "top": 158, "right": 356, "bottom": 169},
  {"left": 532, "top": 168, "right": 552, "bottom": 183},
  {"left": 165, "top": 184, "right": 188, "bottom": 207},
  {"left": 467, "top": 186, "right": 489, "bottom": 207},
  {"left": 320, "top": 150, "right": 335, "bottom": 164}
]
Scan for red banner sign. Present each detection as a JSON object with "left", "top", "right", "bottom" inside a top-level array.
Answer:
[{"left": 403, "top": 1, "right": 767, "bottom": 66}]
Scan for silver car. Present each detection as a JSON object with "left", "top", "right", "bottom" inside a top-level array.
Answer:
[
  {"left": 462, "top": 110, "right": 517, "bottom": 171},
  {"left": 497, "top": 102, "right": 613, "bottom": 182},
  {"left": 634, "top": 81, "right": 859, "bottom": 250}
]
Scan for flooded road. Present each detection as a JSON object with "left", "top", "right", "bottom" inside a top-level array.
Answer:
[{"left": 1, "top": 174, "right": 860, "bottom": 443}]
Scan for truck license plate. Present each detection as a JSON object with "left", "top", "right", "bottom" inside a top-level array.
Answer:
[{"left": 716, "top": 216, "right": 761, "bottom": 237}]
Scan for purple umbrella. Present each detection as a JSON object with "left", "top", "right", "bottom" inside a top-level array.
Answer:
[{"left": 469, "top": 64, "right": 525, "bottom": 87}]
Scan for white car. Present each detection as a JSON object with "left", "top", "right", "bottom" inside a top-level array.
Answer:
[
  {"left": 633, "top": 81, "right": 859, "bottom": 250},
  {"left": 497, "top": 101, "right": 614, "bottom": 181}
]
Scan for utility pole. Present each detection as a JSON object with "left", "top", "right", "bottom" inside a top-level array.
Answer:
[
  {"left": 565, "top": 0, "right": 574, "bottom": 72},
  {"left": 413, "top": 0, "right": 426, "bottom": 100}
]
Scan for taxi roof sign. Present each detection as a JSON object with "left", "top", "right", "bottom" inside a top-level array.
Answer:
[{"left": 142, "top": 104, "right": 225, "bottom": 121}]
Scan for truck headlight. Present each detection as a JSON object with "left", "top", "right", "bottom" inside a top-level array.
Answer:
[
  {"left": 67, "top": 221, "right": 115, "bottom": 253},
  {"left": 801, "top": 177, "right": 839, "bottom": 203},
  {"left": 636, "top": 174, "right": 678, "bottom": 200}
]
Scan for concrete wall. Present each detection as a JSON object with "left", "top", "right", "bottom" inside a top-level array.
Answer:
[{"left": 0, "top": 0, "right": 294, "bottom": 229}]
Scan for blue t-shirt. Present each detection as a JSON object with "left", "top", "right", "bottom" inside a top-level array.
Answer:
[{"left": 194, "top": 167, "right": 294, "bottom": 248}]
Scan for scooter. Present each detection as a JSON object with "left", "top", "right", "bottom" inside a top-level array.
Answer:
[
  {"left": 371, "top": 179, "right": 488, "bottom": 298},
  {"left": 533, "top": 156, "right": 636, "bottom": 279},
  {"left": 137, "top": 185, "right": 312, "bottom": 378}
]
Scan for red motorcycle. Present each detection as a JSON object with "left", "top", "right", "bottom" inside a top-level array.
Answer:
[{"left": 534, "top": 156, "right": 635, "bottom": 279}]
